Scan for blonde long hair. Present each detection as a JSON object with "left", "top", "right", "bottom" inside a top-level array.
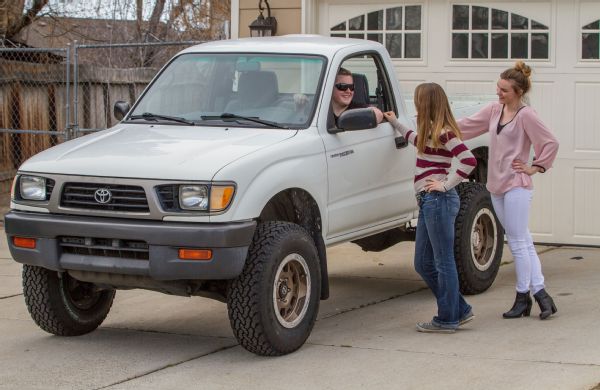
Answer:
[{"left": 414, "top": 83, "right": 462, "bottom": 154}]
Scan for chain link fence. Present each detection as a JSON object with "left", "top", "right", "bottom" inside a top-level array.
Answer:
[
  {"left": 1, "top": 47, "right": 70, "bottom": 211},
  {"left": 0, "top": 41, "right": 202, "bottom": 214}
]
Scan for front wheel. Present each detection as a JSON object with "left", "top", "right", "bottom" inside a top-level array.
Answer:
[
  {"left": 454, "top": 183, "right": 504, "bottom": 295},
  {"left": 227, "top": 221, "right": 321, "bottom": 356},
  {"left": 23, "top": 265, "right": 115, "bottom": 336}
]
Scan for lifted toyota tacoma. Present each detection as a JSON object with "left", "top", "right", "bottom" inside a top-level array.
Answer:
[{"left": 5, "top": 36, "right": 502, "bottom": 356}]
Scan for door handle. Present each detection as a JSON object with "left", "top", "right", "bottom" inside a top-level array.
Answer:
[{"left": 395, "top": 136, "right": 408, "bottom": 149}]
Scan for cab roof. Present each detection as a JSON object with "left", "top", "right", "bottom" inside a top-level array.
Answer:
[{"left": 180, "top": 35, "right": 383, "bottom": 58}]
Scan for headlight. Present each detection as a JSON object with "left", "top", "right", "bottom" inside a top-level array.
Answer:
[
  {"left": 176, "top": 184, "right": 235, "bottom": 212},
  {"left": 179, "top": 185, "right": 209, "bottom": 210},
  {"left": 19, "top": 175, "right": 46, "bottom": 201}
]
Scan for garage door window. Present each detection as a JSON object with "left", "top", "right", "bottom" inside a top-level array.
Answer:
[
  {"left": 330, "top": 5, "right": 423, "bottom": 59},
  {"left": 451, "top": 5, "right": 549, "bottom": 60},
  {"left": 582, "top": 20, "right": 600, "bottom": 60}
]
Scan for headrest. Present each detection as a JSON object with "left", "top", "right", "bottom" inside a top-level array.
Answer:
[
  {"left": 238, "top": 70, "right": 279, "bottom": 105},
  {"left": 351, "top": 73, "right": 370, "bottom": 106}
]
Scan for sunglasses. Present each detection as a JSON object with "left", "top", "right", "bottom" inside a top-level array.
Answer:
[{"left": 335, "top": 83, "right": 355, "bottom": 92}]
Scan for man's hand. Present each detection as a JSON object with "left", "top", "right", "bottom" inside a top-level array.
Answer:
[{"left": 293, "top": 93, "right": 309, "bottom": 108}]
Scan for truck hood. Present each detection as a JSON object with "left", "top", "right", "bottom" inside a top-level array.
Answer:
[{"left": 20, "top": 124, "right": 297, "bottom": 180}]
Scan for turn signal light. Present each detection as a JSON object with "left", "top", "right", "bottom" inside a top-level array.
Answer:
[
  {"left": 178, "top": 248, "right": 212, "bottom": 261},
  {"left": 210, "top": 185, "right": 235, "bottom": 211},
  {"left": 13, "top": 237, "right": 36, "bottom": 249}
]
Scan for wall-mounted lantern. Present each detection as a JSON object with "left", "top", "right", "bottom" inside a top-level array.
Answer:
[{"left": 248, "top": 0, "right": 277, "bottom": 37}]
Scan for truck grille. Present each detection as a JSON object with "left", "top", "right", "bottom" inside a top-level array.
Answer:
[
  {"left": 59, "top": 236, "right": 149, "bottom": 260},
  {"left": 46, "top": 179, "right": 55, "bottom": 200},
  {"left": 61, "top": 183, "right": 149, "bottom": 212},
  {"left": 156, "top": 185, "right": 180, "bottom": 211}
]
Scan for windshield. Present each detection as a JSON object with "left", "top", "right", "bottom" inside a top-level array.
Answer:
[{"left": 129, "top": 53, "right": 326, "bottom": 128}]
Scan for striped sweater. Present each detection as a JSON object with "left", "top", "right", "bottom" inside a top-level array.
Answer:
[{"left": 390, "top": 118, "right": 477, "bottom": 193}]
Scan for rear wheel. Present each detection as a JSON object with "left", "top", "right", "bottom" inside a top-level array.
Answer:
[
  {"left": 23, "top": 265, "right": 115, "bottom": 336},
  {"left": 454, "top": 183, "right": 504, "bottom": 295},
  {"left": 227, "top": 221, "right": 321, "bottom": 356}
]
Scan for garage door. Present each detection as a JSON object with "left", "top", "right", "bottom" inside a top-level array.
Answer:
[{"left": 318, "top": 0, "right": 600, "bottom": 246}]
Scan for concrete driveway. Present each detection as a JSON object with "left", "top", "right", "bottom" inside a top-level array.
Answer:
[{"left": 1, "top": 227, "right": 599, "bottom": 390}]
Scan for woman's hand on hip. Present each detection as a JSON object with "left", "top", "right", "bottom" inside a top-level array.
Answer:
[
  {"left": 424, "top": 178, "right": 446, "bottom": 192},
  {"left": 512, "top": 159, "right": 538, "bottom": 176}
]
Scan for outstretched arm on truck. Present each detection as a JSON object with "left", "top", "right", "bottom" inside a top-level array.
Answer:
[
  {"left": 455, "top": 102, "right": 494, "bottom": 140},
  {"left": 382, "top": 112, "right": 416, "bottom": 146}
]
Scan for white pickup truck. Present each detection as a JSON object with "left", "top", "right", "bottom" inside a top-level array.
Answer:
[{"left": 5, "top": 36, "right": 502, "bottom": 356}]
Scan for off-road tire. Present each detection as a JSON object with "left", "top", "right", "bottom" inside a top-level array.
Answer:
[
  {"left": 23, "top": 265, "right": 115, "bottom": 336},
  {"left": 471, "top": 159, "right": 488, "bottom": 184},
  {"left": 454, "top": 182, "right": 503, "bottom": 295},
  {"left": 227, "top": 221, "right": 321, "bottom": 356}
]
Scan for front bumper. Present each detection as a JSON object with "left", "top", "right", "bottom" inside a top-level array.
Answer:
[{"left": 4, "top": 211, "right": 256, "bottom": 280}]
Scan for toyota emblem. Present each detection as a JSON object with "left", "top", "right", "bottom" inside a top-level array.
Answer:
[{"left": 94, "top": 188, "right": 112, "bottom": 204}]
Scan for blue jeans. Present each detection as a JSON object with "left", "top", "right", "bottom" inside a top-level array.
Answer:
[{"left": 415, "top": 189, "right": 471, "bottom": 329}]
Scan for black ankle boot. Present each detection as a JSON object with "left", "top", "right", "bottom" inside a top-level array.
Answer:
[
  {"left": 503, "top": 291, "right": 532, "bottom": 318},
  {"left": 534, "top": 289, "right": 557, "bottom": 320}
]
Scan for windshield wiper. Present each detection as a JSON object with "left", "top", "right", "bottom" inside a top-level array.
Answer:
[
  {"left": 128, "top": 112, "right": 195, "bottom": 125},
  {"left": 202, "top": 113, "right": 288, "bottom": 129}
]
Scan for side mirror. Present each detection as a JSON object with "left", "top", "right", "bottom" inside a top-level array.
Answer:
[
  {"left": 113, "top": 101, "right": 131, "bottom": 121},
  {"left": 330, "top": 108, "right": 377, "bottom": 134}
]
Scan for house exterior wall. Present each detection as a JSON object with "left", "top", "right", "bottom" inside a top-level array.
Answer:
[{"left": 238, "top": 0, "right": 302, "bottom": 38}]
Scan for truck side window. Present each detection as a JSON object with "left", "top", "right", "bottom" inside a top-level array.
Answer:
[{"left": 340, "top": 53, "right": 396, "bottom": 113}]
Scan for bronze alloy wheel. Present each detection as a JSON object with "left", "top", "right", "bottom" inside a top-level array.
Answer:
[
  {"left": 228, "top": 221, "right": 321, "bottom": 356},
  {"left": 455, "top": 182, "right": 503, "bottom": 294},
  {"left": 470, "top": 208, "right": 498, "bottom": 272},
  {"left": 273, "top": 253, "right": 311, "bottom": 329}
]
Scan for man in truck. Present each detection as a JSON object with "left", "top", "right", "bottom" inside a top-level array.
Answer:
[{"left": 331, "top": 67, "right": 384, "bottom": 127}]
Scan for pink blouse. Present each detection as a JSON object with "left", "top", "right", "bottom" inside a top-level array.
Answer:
[{"left": 457, "top": 102, "right": 559, "bottom": 195}]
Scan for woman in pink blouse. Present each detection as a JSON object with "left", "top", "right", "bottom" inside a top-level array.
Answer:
[{"left": 457, "top": 61, "right": 559, "bottom": 320}]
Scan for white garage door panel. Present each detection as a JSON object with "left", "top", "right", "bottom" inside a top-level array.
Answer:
[
  {"left": 580, "top": 1, "right": 600, "bottom": 28},
  {"left": 445, "top": 80, "right": 496, "bottom": 96},
  {"left": 574, "top": 168, "right": 600, "bottom": 239},
  {"left": 530, "top": 170, "right": 555, "bottom": 236},
  {"left": 528, "top": 82, "right": 559, "bottom": 239},
  {"left": 529, "top": 82, "right": 557, "bottom": 134},
  {"left": 397, "top": 79, "right": 425, "bottom": 98},
  {"left": 575, "top": 83, "right": 600, "bottom": 152}
]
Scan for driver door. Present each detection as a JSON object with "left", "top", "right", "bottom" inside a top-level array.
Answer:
[{"left": 323, "top": 53, "right": 416, "bottom": 239}]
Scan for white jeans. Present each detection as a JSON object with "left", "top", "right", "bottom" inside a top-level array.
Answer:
[{"left": 491, "top": 187, "right": 545, "bottom": 294}]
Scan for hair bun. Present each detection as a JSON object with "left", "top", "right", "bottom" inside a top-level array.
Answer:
[{"left": 514, "top": 60, "right": 531, "bottom": 77}]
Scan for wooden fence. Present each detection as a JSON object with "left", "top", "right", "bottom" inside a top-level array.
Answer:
[{"left": 0, "top": 59, "right": 157, "bottom": 206}]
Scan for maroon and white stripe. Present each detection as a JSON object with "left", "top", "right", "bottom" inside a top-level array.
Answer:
[{"left": 392, "top": 120, "right": 477, "bottom": 192}]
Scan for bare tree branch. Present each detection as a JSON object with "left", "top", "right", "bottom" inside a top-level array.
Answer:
[
  {"left": 6, "top": 0, "right": 49, "bottom": 39},
  {"left": 146, "top": 0, "right": 166, "bottom": 41},
  {"left": 136, "top": 0, "right": 143, "bottom": 41},
  {"left": 2, "top": 0, "right": 228, "bottom": 65}
]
